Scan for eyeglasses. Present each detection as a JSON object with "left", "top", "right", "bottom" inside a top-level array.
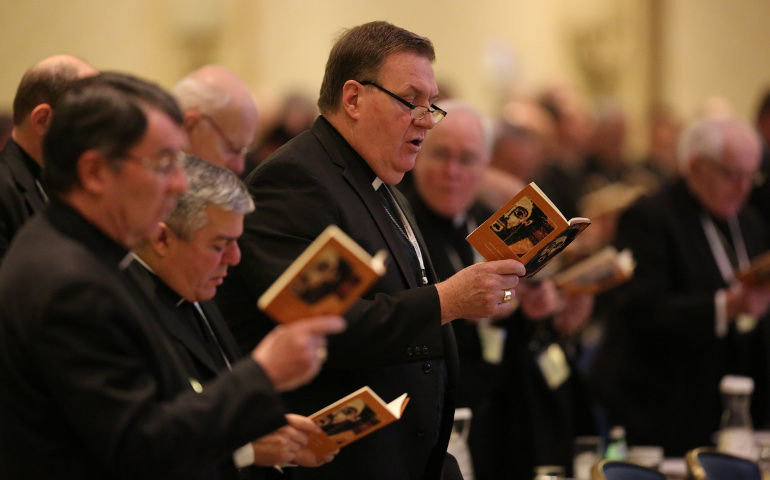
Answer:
[
  {"left": 359, "top": 81, "right": 446, "bottom": 124},
  {"left": 123, "top": 151, "right": 186, "bottom": 175},
  {"left": 701, "top": 160, "right": 759, "bottom": 184},
  {"left": 200, "top": 114, "right": 250, "bottom": 157}
]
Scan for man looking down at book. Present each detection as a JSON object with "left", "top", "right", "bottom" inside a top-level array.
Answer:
[
  {"left": 129, "top": 155, "right": 341, "bottom": 476},
  {"left": 216, "top": 21, "right": 524, "bottom": 480},
  {"left": 400, "top": 99, "right": 596, "bottom": 480},
  {"left": 0, "top": 72, "right": 344, "bottom": 480},
  {"left": 591, "top": 116, "right": 770, "bottom": 457}
]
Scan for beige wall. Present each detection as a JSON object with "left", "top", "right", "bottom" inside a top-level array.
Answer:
[{"left": 1, "top": 0, "right": 769, "bottom": 156}]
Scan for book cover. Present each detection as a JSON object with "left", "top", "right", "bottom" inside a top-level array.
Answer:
[
  {"left": 552, "top": 246, "right": 636, "bottom": 296},
  {"left": 736, "top": 250, "right": 770, "bottom": 286},
  {"left": 257, "top": 224, "right": 387, "bottom": 323},
  {"left": 466, "top": 182, "right": 591, "bottom": 278},
  {"left": 305, "top": 386, "right": 409, "bottom": 457}
]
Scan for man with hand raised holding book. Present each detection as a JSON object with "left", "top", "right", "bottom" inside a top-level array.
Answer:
[
  {"left": 216, "top": 21, "right": 524, "bottom": 480},
  {"left": 129, "top": 155, "right": 342, "bottom": 477}
]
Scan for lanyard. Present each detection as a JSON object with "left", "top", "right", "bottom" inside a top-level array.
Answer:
[
  {"left": 700, "top": 213, "right": 749, "bottom": 284},
  {"left": 373, "top": 178, "right": 428, "bottom": 285}
]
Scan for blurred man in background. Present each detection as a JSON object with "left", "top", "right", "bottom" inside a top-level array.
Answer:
[
  {"left": 0, "top": 54, "right": 96, "bottom": 262},
  {"left": 173, "top": 65, "right": 258, "bottom": 176}
]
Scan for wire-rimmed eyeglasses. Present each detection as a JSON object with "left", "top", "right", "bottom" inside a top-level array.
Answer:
[
  {"left": 200, "top": 114, "right": 250, "bottom": 157},
  {"left": 359, "top": 81, "right": 446, "bottom": 124}
]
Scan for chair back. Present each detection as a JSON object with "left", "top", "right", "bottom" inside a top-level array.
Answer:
[
  {"left": 592, "top": 460, "right": 667, "bottom": 480},
  {"left": 685, "top": 447, "right": 761, "bottom": 480}
]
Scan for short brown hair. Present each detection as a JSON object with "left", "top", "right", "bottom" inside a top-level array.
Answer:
[{"left": 317, "top": 21, "right": 435, "bottom": 115}]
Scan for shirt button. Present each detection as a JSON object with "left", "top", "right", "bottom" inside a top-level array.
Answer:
[
  {"left": 423, "top": 362, "right": 433, "bottom": 374},
  {"left": 414, "top": 346, "right": 422, "bottom": 356},
  {"left": 422, "top": 346, "right": 429, "bottom": 355},
  {"left": 406, "top": 347, "right": 413, "bottom": 356}
]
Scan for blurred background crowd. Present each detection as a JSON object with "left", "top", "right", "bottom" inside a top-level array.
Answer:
[{"left": 4, "top": 2, "right": 770, "bottom": 479}]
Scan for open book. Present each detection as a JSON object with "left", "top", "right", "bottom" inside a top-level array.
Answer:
[
  {"left": 736, "top": 250, "right": 770, "bottom": 286},
  {"left": 257, "top": 225, "right": 387, "bottom": 323},
  {"left": 466, "top": 182, "right": 591, "bottom": 278},
  {"left": 552, "top": 246, "right": 636, "bottom": 296},
  {"left": 305, "top": 386, "right": 409, "bottom": 456}
]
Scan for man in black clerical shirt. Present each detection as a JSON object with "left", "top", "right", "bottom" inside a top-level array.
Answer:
[
  {"left": 129, "top": 155, "right": 338, "bottom": 472},
  {"left": 0, "top": 72, "right": 344, "bottom": 480},
  {"left": 0, "top": 54, "right": 96, "bottom": 262}
]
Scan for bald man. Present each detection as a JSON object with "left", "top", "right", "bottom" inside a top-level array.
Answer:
[
  {"left": 172, "top": 65, "right": 258, "bottom": 176},
  {"left": 0, "top": 54, "right": 97, "bottom": 262}
]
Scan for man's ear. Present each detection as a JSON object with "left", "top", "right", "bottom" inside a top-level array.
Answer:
[
  {"left": 152, "top": 222, "right": 174, "bottom": 257},
  {"left": 183, "top": 109, "right": 201, "bottom": 133},
  {"left": 341, "top": 80, "right": 363, "bottom": 120},
  {"left": 29, "top": 104, "right": 53, "bottom": 136},
  {"left": 77, "top": 150, "right": 112, "bottom": 195}
]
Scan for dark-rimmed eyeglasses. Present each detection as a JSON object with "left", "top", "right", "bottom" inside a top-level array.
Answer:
[
  {"left": 200, "top": 114, "right": 250, "bottom": 157},
  {"left": 359, "top": 81, "right": 446, "bottom": 124},
  {"left": 123, "top": 151, "right": 186, "bottom": 175}
]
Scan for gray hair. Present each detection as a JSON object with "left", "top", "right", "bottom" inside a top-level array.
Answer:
[
  {"left": 165, "top": 155, "right": 254, "bottom": 240},
  {"left": 677, "top": 116, "right": 760, "bottom": 174},
  {"left": 171, "top": 75, "right": 230, "bottom": 114},
  {"left": 437, "top": 99, "right": 494, "bottom": 156}
]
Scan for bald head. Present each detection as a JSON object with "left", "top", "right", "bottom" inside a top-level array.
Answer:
[
  {"left": 172, "top": 65, "right": 258, "bottom": 175},
  {"left": 11, "top": 54, "right": 97, "bottom": 165}
]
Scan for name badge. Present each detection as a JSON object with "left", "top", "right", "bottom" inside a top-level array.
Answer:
[{"left": 537, "top": 343, "right": 570, "bottom": 390}]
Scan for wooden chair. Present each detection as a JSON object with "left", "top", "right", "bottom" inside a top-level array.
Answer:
[
  {"left": 685, "top": 447, "right": 761, "bottom": 480},
  {"left": 592, "top": 460, "right": 668, "bottom": 480}
]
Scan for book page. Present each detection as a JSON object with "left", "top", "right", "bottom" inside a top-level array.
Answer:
[
  {"left": 258, "top": 225, "right": 387, "bottom": 323},
  {"left": 305, "top": 387, "right": 407, "bottom": 457},
  {"left": 467, "top": 183, "right": 580, "bottom": 264}
]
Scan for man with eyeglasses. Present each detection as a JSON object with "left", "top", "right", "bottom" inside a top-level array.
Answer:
[
  {"left": 591, "top": 116, "right": 770, "bottom": 457},
  {"left": 217, "top": 21, "right": 525, "bottom": 480},
  {"left": 0, "top": 54, "right": 97, "bottom": 264},
  {"left": 172, "top": 65, "right": 257, "bottom": 176},
  {"left": 0, "top": 72, "right": 345, "bottom": 479}
]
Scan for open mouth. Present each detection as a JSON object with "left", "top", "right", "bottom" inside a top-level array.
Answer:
[{"left": 410, "top": 138, "right": 422, "bottom": 147}]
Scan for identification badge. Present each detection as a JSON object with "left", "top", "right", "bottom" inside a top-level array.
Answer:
[
  {"left": 537, "top": 343, "right": 570, "bottom": 389},
  {"left": 477, "top": 323, "right": 506, "bottom": 365}
]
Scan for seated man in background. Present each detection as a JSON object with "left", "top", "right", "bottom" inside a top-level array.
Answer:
[
  {"left": 0, "top": 54, "right": 97, "bottom": 262},
  {"left": 401, "top": 99, "right": 595, "bottom": 480},
  {"left": 0, "top": 72, "right": 344, "bottom": 479},
  {"left": 591, "top": 116, "right": 770, "bottom": 457},
  {"left": 129, "top": 155, "right": 337, "bottom": 476},
  {"left": 172, "top": 65, "right": 258, "bottom": 176}
]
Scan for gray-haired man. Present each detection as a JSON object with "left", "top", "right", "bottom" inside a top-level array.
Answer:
[{"left": 130, "top": 155, "right": 339, "bottom": 473}]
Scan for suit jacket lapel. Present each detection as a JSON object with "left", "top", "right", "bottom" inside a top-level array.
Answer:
[
  {"left": 199, "top": 300, "right": 241, "bottom": 363},
  {"left": 313, "top": 118, "right": 421, "bottom": 289},
  {"left": 125, "top": 261, "right": 221, "bottom": 376}
]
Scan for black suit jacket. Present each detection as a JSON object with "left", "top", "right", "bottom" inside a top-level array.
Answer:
[
  {"left": 402, "top": 185, "right": 595, "bottom": 479},
  {"left": 217, "top": 117, "right": 459, "bottom": 480},
  {"left": 126, "top": 262, "right": 243, "bottom": 381},
  {"left": 0, "top": 200, "right": 288, "bottom": 480},
  {"left": 590, "top": 179, "right": 770, "bottom": 456},
  {"left": 0, "top": 139, "right": 46, "bottom": 263}
]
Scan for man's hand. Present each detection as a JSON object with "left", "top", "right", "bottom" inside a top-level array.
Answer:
[
  {"left": 553, "top": 293, "right": 594, "bottom": 337},
  {"left": 435, "top": 259, "right": 525, "bottom": 324},
  {"left": 728, "top": 282, "right": 770, "bottom": 320},
  {"left": 251, "top": 414, "right": 339, "bottom": 468},
  {"left": 252, "top": 316, "right": 346, "bottom": 392},
  {"left": 519, "top": 279, "right": 561, "bottom": 320},
  {"left": 251, "top": 414, "right": 312, "bottom": 466}
]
